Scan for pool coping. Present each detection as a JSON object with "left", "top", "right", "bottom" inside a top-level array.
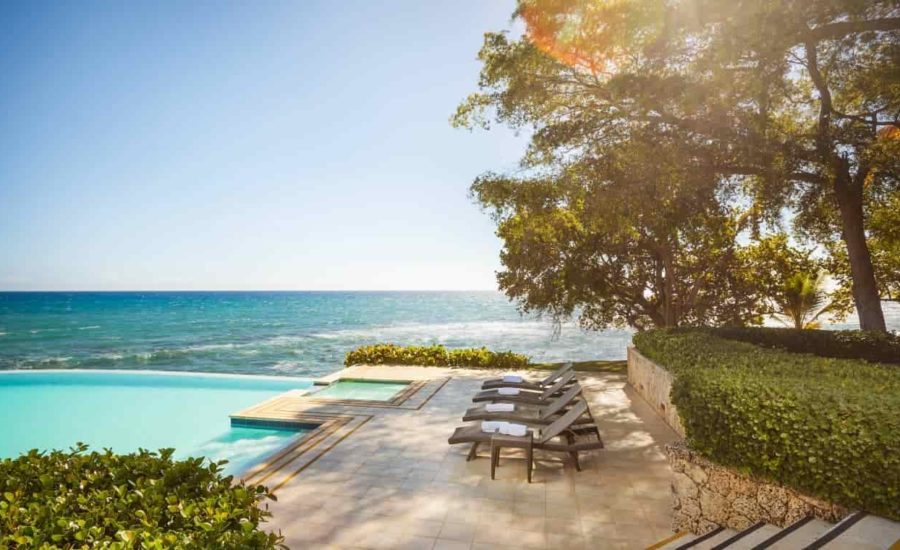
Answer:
[
  {"left": 230, "top": 375, "right": 452, "bottom": 487},
  {"left": 0, "top": 368, "right": 317, "bottom": 384},
  {"left": 234, "top": 413, "right": 373, "bottom": 492}
]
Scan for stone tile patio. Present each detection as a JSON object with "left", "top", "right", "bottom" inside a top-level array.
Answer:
[{"left": 263, "top": 367, "right": 680, "bottom": 549}]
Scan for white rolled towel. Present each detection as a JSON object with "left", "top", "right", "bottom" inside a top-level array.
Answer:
[
  {"left": 481, "top": 420, "right": 508, "bottom": 433},
  {"left": 499, "top": 423, "right": 528, "bottom": 437},
  {"left": 502, "top": 374, "right": 523, "bottom": 383},
  {"left": 497, "top": 387, "right": 520, "bottom": 396},
  {"left": 485, "top": 403, "right": 515, "bottom": 413}
]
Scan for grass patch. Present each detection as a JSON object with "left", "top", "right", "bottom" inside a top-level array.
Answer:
[{"left": 530, "top": 359, "right": 627, "bottom": 374}]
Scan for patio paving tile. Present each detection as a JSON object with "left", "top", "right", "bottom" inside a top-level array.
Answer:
[{"left": 264, "top": 366, "right": 680, "bottom": 549}]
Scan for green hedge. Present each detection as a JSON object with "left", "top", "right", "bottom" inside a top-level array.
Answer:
[
  {"left": 633, "top": 329, "right": 900, "bottom": 520},
  {"left": 0, "top": 444, "right": 282, "bottom": 548},
  {"left": 344, "top": 343, "right": 530, "bottom": 369},
  {"left": 708, "top": 326, "right": 900, "bottom": 365}
]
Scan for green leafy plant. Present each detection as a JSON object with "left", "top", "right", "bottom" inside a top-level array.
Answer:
[
  {"left": 344, "top": 344, "right": 530, "bottom": 369},
  {"left": 0, "top": 444, "right": 284, "bottom": 549},
  {"left": 773, "top": 272, "right": 836, "bottom": 329},
  {"left": 633, "top": 329, "right": 900, "bottom": 519},
  {"left": 710, "top": 326, "right": 900, "bottom": 365}
]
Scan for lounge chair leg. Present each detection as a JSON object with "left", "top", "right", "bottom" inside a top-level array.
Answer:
[
  {"left": 490, "top": 445, "right": 500, "bottom": 480},
  {"left": 526, "top": 444, "right": 533, "bottom": 483},
  {"left": 571, "top": 451, "right": 581, "bottom": 471},
  {"left": 467, "top": 442, "right": 479, "bottom": 461}
]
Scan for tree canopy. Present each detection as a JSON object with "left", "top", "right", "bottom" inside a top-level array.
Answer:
[{"left": 455, "top": 0, "right": 900, "bottom": 331}]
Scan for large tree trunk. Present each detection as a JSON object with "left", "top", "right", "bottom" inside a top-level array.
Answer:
[{"left": 834, "top": 163, "right": 887, "bottom": 332}]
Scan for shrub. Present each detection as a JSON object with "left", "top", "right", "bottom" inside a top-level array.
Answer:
[
  {"left": 344, "top": 343, "right": 530, "bottom": 369},
  {"left": 633, "top": 329, "right": 900, "bottom": 520},
  {"left": 708, "top": 326, "right": 900, "bottom": 365},
  {"left": 0, "top": 444, "right": 283, "bottom": 549}
]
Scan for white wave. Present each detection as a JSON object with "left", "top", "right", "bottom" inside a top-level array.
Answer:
[
  {"left": 270, "top": 360, "right": 301, "bottom": 372},
  {"left": 0, "top": 332, "right": 6, "bottom": 336},
  {"left": 37, "top": 356, "right": 72, "bottom": 364},
  {"left": 310, "top": 320, "right": 576, "bottom": 340},
  {"left": 78, "top": 325, "right": 101, "bottom": 330}
]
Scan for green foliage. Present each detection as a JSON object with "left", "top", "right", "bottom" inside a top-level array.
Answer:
[
  {"left": 633, "top": 330, "right": 900, "bottom": 519},
  {"left": 0, "top": 444, "right": 283, "bottom": 549},
  {"left": 710, "top": 326, "right": 900, "bottom": 365},
  {"left": 468, "top": 139, "right": 780, "bottom": 330},
  {"left": 456, "top": 0, "right": 900, "bottom": 331},
  {"left": 344, "top": 344, "right": 530, "bottom": 369}
]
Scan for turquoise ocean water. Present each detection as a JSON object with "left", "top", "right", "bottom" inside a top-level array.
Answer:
[
  {"left": 0, "top": 291, "right": 635, "bottom": 378},
  {"left": 1, "top": 292, "right": 897, "bottom": 378}
]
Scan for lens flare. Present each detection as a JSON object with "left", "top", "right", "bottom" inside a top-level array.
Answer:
[{"left": 518, "top": 0, "right": 665, "bottom": 76}]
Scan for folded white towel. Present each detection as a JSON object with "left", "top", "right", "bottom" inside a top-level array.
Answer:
[
  {"left": 499, "top": 423, "right": 528, "bottom": 437},
  {"left": 502, "top": 374, "right": 523, "bottom": 383},
  {"left": 485, "top": 403, "right": 515, "bottom": 413},
  {"left": 481, "top": 420, "right": 508, "bottom": 433},
  {"left": 497, "top": 387, "right": 520, "bottom": 396}
]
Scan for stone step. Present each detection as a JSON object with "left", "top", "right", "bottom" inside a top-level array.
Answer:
[
  {"left": 687, "top": 527, "right": 740, "bottom": 549},
  {"left": 720, "top": 523, "right": 782, "bottom": 548},
  {"left": 648, "top": 512, "right": 900, "bottom": 550},
  {"left": 834, "top": 514, "right": 900, "bottom": 549},
  {"left": 649, "top": 527, "right": 736, "bottom": 550},
  {"left": 762, "top": 517, "right": 832, "bottom": 549},
  {"left": 803, "top": 513, "right": 900, "bottom": 550}
]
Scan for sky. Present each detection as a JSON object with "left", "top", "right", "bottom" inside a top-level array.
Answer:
[{"left": 0, "top": 1, "right": 528, "bottom": 291}]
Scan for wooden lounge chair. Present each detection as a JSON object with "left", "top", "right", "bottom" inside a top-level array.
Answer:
[
  {"left": 480, "top": 363, "right": 573, "bottom": 391},
  {"left": 471, "top": 370, "right": 576, "bottom": 405},
  {"left": 464, "top": 383, "right": 601, "bottom": 440},
  {"left": 464, "top": 383, "right": 585, "bottom": 423},
  {"left": 448, "top": 401, "right": 603, "bottom": 481}
]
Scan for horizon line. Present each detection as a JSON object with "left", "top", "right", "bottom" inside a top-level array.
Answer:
[{"left": 0, "top": 289, "right": 503, "bottom": 293}]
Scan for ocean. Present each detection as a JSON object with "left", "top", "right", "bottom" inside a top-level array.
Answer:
[
  {"left": 1, "top": 292, "right": 896, "bottom": 378},
  {"left": 0, "top": 291, "right": 633, "bottom": 378}
]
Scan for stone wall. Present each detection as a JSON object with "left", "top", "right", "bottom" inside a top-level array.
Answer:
[
  {"left": 626, "top": 346, "right": 685, "bottom": 437},
  {"left": 667, "top": 442, "right": 848, "bottom": 533}
]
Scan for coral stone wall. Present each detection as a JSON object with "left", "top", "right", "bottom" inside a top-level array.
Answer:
[
  {"left": 626, "top": 346, "right": 685, "bottom": 437},
  {"left": 667, "top": 443, "right": 848, "bottom": 533}
]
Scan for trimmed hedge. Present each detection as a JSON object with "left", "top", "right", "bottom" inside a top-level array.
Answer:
[
  {"left": 709, "top": 326, "right": 900, "bottom": 365},
  {"left": 0, "top": 444, "right": 282, "bottom": 548},
  {"left": 633, "top": 329, "right": 900, "bottom": 520},
  {"left": 344, "top": 343, "right": 530, "bottom": 369}
]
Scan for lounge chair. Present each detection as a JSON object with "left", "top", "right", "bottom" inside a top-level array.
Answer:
[
  {"left": 480, "top": 363, "right": 573, "bottom": 391},
  {"left": 463, "top": 383, "right": 601, "bottom": 440},
  {"left": 471, "top": 370, "right": 576, "bottom": 405},
  {"left": 448, "top": 401, "right": 603, "bottom": 481},
  {"left": 463, "top": 382, "right": 586, "bottom": 424}
]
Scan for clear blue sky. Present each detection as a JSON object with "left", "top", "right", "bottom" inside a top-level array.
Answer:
[{"left": 0, "top": 1, "right": 526, "bottom": 291}]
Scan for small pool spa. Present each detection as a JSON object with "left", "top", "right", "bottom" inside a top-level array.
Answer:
[
  {"left": 0, "top": 370, "right": 316, "bottom": 475},
  {"left": 311, "top": 378, "right": 411, "bottom": 401}
]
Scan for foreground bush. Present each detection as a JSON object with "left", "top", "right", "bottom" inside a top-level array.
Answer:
[
  {"left": 709, "top": 326, "right": 900, "bottom": 365},
  {"left": 0, "top": 444, "right": 283, "bottom": 549},
  {"left": 633, "top": 329, "right": 900, "bottom": 520},
  {"left": 344, "top": 343, "right": 530, "bottom": 369}
]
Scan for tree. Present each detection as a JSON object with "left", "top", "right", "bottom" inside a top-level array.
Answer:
[
  {"left": 775, "top": 272, "right": 836, "bottom": 329},
  {"left": 470, "top": 135, "right": 772, "bottom": 330},
  {"left": 741, "top": 233, "right": 852, "bottom": 326},
  {"left": 455, "top": 0, "right": 900, "bottom": 332}
]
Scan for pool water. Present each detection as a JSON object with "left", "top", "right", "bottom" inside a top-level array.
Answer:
[
  {"left": 0, "top": 370, "right": 314, "bottom": 475},
  {"left": 313, "top": 379, "right": 409, "bottom": 400}
]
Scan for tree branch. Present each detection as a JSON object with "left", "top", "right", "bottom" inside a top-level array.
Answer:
[{"left": 805, "top": 18, "right": 900, "bottom": 42}]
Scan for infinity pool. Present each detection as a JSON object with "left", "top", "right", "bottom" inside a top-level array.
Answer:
[{"left": 0, "top": 370, "right": 314, "bottom": 475}]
